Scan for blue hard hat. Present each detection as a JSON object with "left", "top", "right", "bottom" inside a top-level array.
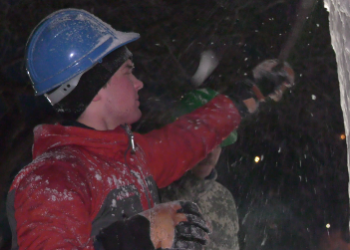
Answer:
[{"left": 25, "top": 9, "right": 140, "bottom": 96}]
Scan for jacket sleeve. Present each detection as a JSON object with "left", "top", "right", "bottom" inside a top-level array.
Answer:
[
  {"left": 135, "top": 95, "right": 241, "bottom": 188},
  {"left": 8, "top": 163, "right": 95, "bottom": 250}
]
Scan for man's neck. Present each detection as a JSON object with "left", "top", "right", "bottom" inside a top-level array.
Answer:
[
  {"left": 77, "top": 112, "right": 121, "bottom": 131},
  {"left": 61, "top": 120, "right": 94, "bottom": 129}
]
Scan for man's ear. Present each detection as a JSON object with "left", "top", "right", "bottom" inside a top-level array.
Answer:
[{"left": 91, "top": 92, "right": 102, "bottom": 102}]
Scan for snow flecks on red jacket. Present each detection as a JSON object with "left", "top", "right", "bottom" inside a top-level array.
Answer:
[{"left": 7, "top": 95, "right": 241, "bottom": 250}]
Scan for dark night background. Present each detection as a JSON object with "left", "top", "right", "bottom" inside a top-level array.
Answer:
[{"left": 0, "top": 0, "right": 348, "bottom": 249}]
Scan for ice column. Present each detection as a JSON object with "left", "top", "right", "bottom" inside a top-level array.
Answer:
[{"left": 324, "top": 0, "right": 350, "bottom": 226}]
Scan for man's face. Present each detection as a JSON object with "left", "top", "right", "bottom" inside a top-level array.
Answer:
[{"left": 100, "top": 59, "right": 143, "bottom": 126}]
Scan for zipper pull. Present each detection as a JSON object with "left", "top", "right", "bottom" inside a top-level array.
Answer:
[
  {"left": 130, "top": 133, "right": 136, "bottom": 153},
  {"left": 124, "top": 124, "right": 136, "bottom": 153}
]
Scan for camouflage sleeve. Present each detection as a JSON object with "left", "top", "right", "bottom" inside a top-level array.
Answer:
[{"left": 159, "top": 172, "right": 240, "bottom": 250}]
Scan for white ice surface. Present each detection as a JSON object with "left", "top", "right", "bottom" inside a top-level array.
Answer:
[{"left": 324, "top": 0, "right": 350, "bottom": 227}]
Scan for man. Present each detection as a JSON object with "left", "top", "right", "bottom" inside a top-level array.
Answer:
[
  {"left": 6, "top": 8, "right": 291, "bottom": 250},
  {"left": 160, "top": 60, "right": 295, "bottom": 250},
  {"left": 160, "top": 146, "right": 241, "bottom": 250}
]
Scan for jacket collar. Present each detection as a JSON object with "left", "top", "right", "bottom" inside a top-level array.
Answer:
[{"left": 32, "top": 123, "right": 131, "bottom": 160}]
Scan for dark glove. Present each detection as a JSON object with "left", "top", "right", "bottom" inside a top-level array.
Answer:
[
  {"left": 252, "top": 59, "right": 295, "bottom": 101},
  {"left": 222, "top": 78, "right": 256, "bottom": 117},
  {"left": 224, "top": 59, "right": 294, "bottom": 117},
  {"left": 96, "top": 201, "right": 210, "bottom": 250}
]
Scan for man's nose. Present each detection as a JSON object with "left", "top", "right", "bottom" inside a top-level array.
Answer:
[{"left": 133, "top": 75, "right": 143, "bottom": 91}]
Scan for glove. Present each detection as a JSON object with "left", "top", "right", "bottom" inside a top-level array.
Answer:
[
  {"left": 96, "top": 201, "right": 210, "bottom": 250},
  {"left": 224, "top": 59, "right": 294, "bottom": 116},
  {"left": 222, "top": 78, "right": 256, "bottom": 117},
  {"left": 252, "top": 59, "right": 295, "bottom": 101}
]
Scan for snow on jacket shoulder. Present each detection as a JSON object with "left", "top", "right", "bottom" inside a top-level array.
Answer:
[{"left": 7, "top": 95, "right": 240, "bottom": 250}]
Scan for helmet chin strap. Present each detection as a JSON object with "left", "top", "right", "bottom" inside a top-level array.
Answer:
[{"left": 44, "top": 73, "right": 83, "bottom": 105}]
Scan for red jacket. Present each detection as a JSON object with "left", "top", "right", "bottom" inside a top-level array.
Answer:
[{"left": 7, "top": 95, "right": 240, "bottom": 250}]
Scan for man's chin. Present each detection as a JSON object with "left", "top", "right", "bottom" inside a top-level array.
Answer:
[{"left": 129, "top": 110, "right": 142, "bottom": 125}]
